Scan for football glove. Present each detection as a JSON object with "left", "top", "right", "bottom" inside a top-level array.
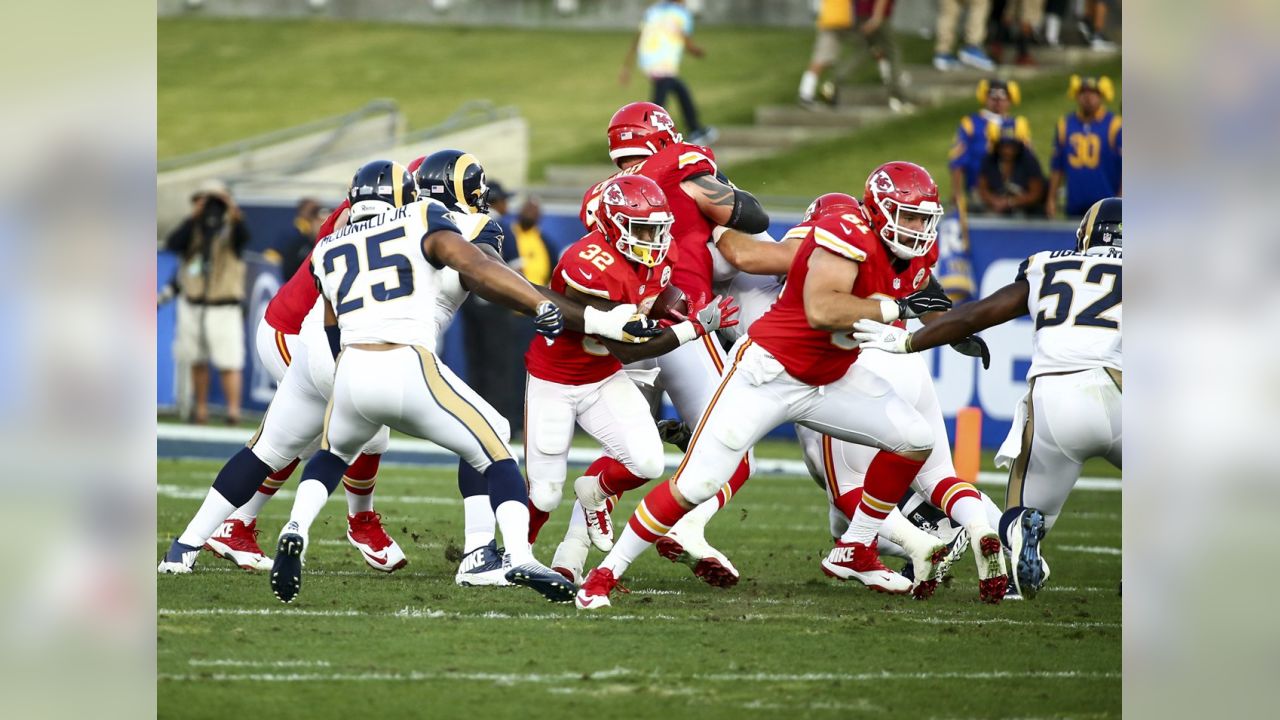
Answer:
[
  {"left": 851, "top": 318, "right": 913, "bottom": 354},
  {"left": 656, "top": 419, "right": 693, "bottom": 453},
  {"left": 949, "top": 335, "right": 990, "bottom": 369},
  {"left": 894, "top": 281, "right": 953, "bottom": 320},
  {"left": 671, "top": 295, "right": 740, "bottom": 344},
  {"left": 533, "top": 301, "right": 565, "bottom": 339},
  {"left": 583, "top": 303, "right": 662, "bottom": 343}
]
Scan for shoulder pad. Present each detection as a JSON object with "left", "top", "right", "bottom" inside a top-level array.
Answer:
[{"left": 810, "top": 213, "right": 876, "bottom": 262}]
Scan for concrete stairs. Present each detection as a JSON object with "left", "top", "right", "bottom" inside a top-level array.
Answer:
[{"left": 531, "top": 45, "right": 1118, "bottom": 209}]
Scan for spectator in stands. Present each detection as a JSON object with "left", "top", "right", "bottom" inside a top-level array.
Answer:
[
  {"left": 509, "top": 197, "right": 554, "bottom": 287},
  {"left": 977, "top": 126, "right": 1047, "bottom": 217},
  {"left": 948, "top": 79, "right": 1031, "bottom": 214},
  {"left": 165, "top": 179, "right": 250, "bottom": 425},
  {"left": 934, "top": 0, "right": 997, "bottom": 72},
  {"left": 1047, "top": 75, "right": 1121, "bottom": 217},
  {"left": 1077, "top": 0, "right": 1116, "bottom": 50},
  {"left": 798, "top": 0, "right": 912, "bottom": 113},
  {"left": 621, "top": 0, "right": 718, "bottom": 145},
  {"left": 988, "top": 0, "right": 1046, "bottom": 67},
  {"left": 269, "top": 197, "right": 322, "bottom": 281}
]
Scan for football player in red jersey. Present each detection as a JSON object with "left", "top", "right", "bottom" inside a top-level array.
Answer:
[
  {"left": 576, "top": 161, "right": 1009, "bottom": 609},
  {"left": 524, "top": 176, "right": 739, "bottom": 583},
  {"left": 573, "top": 102, "right": 798, "bottom": 586}
]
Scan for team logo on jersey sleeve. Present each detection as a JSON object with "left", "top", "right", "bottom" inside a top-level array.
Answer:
[{"left": 913, "top": 268, "right": 926, "bottom": 288}]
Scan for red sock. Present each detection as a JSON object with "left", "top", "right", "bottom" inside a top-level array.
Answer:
[
  {"left": 267, "top": 458, "right": 300, "bottom": 483},
  {"left": 863, "top": 451, "right": 924, "bottom": 509},
  {"left": 528, "top": 502, "right": 551, "bottom": 544},
  {"left": 591, "top": 456, "right": 649, "bottom": 496},
  {"left": 342, "top": 453, "right": 380, "bottom": 495},
  {"left": 713, "top": 457, "right": 752, "bottom": 508},
  {"left": 930, "top": 477, "right": 981, "bottom": 517},
  {"left": 627, "top": 481, "right": 690, "bottom": 543},
  {"left": 834, "top": 489, "right": 862, "bottom": 519}
]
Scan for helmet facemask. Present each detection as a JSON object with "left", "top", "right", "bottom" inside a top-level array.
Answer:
[
  {"left": 610, "top": 211, "right": 674, "bottom": 268},
  {"left": 874, "top": 197, "right": 943, "bottom": 259}
]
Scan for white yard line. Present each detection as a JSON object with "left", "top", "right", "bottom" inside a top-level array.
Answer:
[
  {"left": 188, "top": 659, "right": 332, "bottom": 668},
  {"left": 160, "top": 666, "right": 1119, "bottom": 683},
  {"left": 1057, "top": 544, "right": 1123, "bottom": 556}
]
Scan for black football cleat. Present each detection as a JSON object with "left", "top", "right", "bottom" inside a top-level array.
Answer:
[
  {"left": 505, "top": 562, "right": 577, "bottom": 603},
  {"left": 271, "top": 531, "right": 305, "bottom": 604}
]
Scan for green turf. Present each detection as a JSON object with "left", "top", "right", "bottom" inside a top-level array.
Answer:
[
  {"left": 158, "top": 19, "right": 816, "bottom": 178},
  {"left": 158, "top": 457, "right": 1120, "bottom": 719}
]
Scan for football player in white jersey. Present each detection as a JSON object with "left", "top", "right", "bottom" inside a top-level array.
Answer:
[
  {"left": 267, "top": 160, "right": 658, "bottom": 603},
  {"left": 853, "top": 197, "right": 1122, "bottom": 598},
  {"left": 410, "top": 149, "right": 519, "bottom": 587}
]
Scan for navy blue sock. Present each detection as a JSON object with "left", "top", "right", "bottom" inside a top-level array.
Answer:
[
  {"left": 301, "top": 450, "right": 350, "bottom": 494},
  {"left": 458, "top": 458, "right": 488, "bottom": 498},
  {"left": 211, "top": 447, "right": 273, "bottom": 507},
  {"left": 484, "top": 459, "right": 528, "bottom": 510}
]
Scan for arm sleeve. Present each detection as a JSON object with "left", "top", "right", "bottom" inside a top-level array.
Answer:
[{"left": 164, "top": 218, "right": 194, "bottom": 255}]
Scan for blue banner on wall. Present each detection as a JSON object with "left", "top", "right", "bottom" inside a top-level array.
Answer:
[{"left": 157, "top": 203, "right": 1074, "bottom": 448}]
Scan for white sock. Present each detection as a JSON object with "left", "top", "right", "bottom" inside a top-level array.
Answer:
[
  {"left": 230, "top": 489, "right": 273, "bottom": 523},
  {"left": 564, "top": 501, "right": 590, "bottom": 541},
  {"left": 678, "top": 495, "right": 719, "bottom": 529},
  {"left": 981, "top": 493, "right": 1003, "bottom": 529},
  {"left": 462, "top": 496, "right": 497, "bottom": 553},
  {"left": 841, "top": 510, "right": 885, "bottom": 545},
  {"left": 599, "top": 524, "right": 650, "bottom": 577},
  {"left": 494, "top": 500, "right": 533, "bottom": 566},
  {"left": 344, "top": 485, "right": 375, "bottom": 516},
  {"left": 288, "top": 479, "right": 332, "bottom": 538},
  {"left": 798, "top": 71, "right": 818, "bottom": 100},
  {"left": 177, "top": 489, "right": 238, "bottom": 547},
  {"left": 552, "top": 518, "right": 590, "bottom": 573},
  {"left": 947, "top": 496, "right": 990, "bottom": 529},
  {"left": 1045, "top": 14, "right": 1061, "bottom": 45}
]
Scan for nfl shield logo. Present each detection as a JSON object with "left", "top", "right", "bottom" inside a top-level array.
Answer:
[{"left": 892, "top": 278, "right": 901, "bottom": 289}]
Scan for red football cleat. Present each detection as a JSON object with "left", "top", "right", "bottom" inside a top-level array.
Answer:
[
  {"left": 347, "top": 512, "right": 407, "bottom": 573},
  {"left": 204, "top": 518, "right": 271, "bottom": 571},
  {"left": 820, "top": 538, "right": 911, "bottom": 594},
  {"left": 575, "top": 567, "right": 627, "bottom": 610}
]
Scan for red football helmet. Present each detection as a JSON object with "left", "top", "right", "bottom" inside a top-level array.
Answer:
[
  {"left": 607, "top": 102, "right": 682, "bottom": 165},
  {"left": 862, "top": 161, "right": 944, "bottom": 259},
  {"left": 597, "top": 175, "right": 674, "bottom": 267},
  {"left": 803, "top": 192, "right": 862, "bottom": 223}
]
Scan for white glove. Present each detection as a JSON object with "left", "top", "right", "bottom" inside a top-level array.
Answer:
[
  {"left": 584, "top": 303, "right": 661, "bottom": 343},
  {"left": 851, "top": 319, "right": 913, "bottom": 354}
]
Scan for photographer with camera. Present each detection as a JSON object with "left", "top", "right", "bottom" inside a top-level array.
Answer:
[{"left": 163, "top": 179, "right": 251, "bottom": 425}]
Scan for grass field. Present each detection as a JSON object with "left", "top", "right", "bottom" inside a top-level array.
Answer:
[{"left": 158, "top": 455, "right": 1121, "bottom": 719}]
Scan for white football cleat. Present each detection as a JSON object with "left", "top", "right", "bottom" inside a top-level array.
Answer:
[
  {"left": 204, "top": 518, "right": 272, "bottom": 571},
  {"left": 454, "top": 540, "right": 512, "bottom": 586},
  {"left": 899, "top": 528, "right": 949, "bottom": 600},
  {"left": 572, "top": 475, "right": 614, "bottom": 551},
  {"left": 968, "top": 524, "right": 1009, "bottom": 604},
  {"left": 158, "top": 540, "right": 201, "bottom": 574},
  {"left": 656, "top": 521, "right": 740, "bottom": 588},
  {"left": 821, "top": 539, "right": 911, "bottom": 594},
  {"left": 347, "top": 511, "right": 407, "bottom": 573}
]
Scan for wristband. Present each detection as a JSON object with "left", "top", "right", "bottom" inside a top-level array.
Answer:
[
  {"left": 879, "top": 299, "right": 900, "bottom": 323},
  {"left": 672, "top": 320, "right": 699, "bottom": 345}
]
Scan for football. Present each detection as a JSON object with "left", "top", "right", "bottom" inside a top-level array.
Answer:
[{"left": 649, "top": 283, "right": 689, "bottom": 321}]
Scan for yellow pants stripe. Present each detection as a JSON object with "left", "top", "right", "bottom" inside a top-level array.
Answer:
[
  {"left": 822, "top": 435, "right": 840, "bottom": 502},
  {"left": 703, "top": 334, "right": 726, "bottom": 375},
  {"left": 414, "top": 347, "right": 511, "bottom": 463}
]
